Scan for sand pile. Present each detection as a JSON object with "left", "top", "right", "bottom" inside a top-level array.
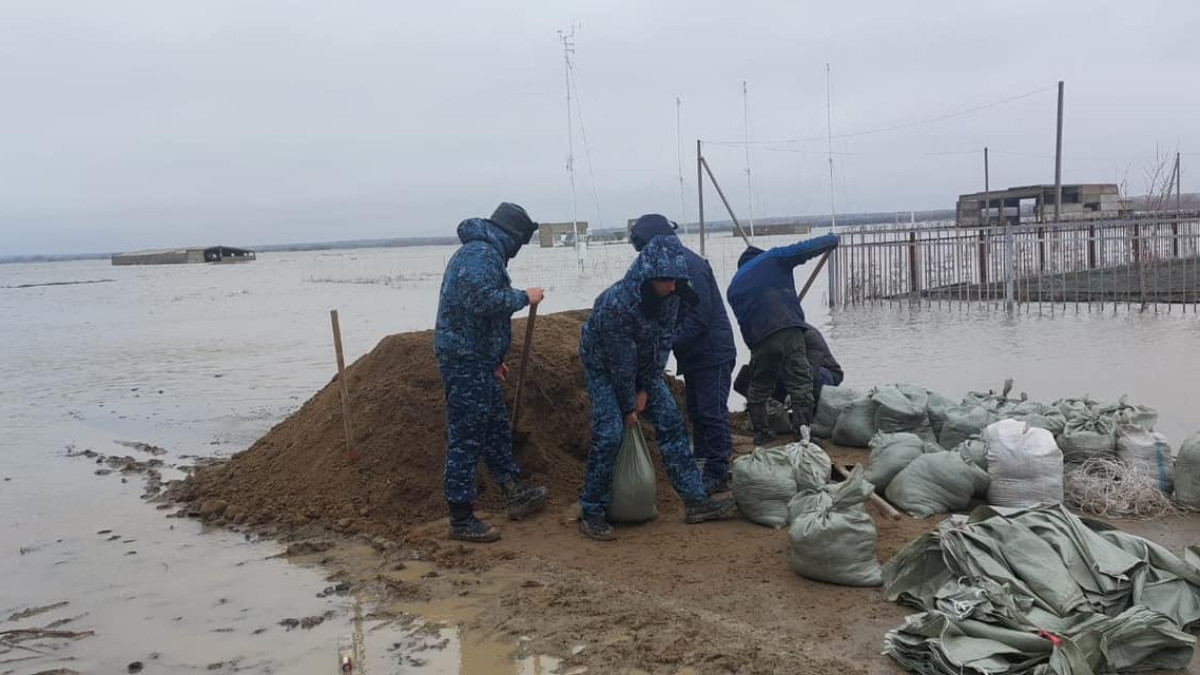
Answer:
[{"left": 175, "top": 309, "right": 688, "bottom": 538}]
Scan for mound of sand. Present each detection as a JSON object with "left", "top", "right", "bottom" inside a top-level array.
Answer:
[{"left": 175, "top": 309, "right": 689, "bottom": 538}]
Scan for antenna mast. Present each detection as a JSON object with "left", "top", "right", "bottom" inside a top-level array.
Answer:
[
  {"left": 743, "top": 80, "right": 755, "bottom": 237},
  {"left": 676, "top": 96, "right": 687, "bottom": 233},
  {"left": 825, "top": 63, "right": 837, "bottom": 229},
  {"left": 559, "top": 27, "right": 582, "bottom": 268}
]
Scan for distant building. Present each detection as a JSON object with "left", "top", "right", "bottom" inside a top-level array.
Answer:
[
  {"left": 956, "top": 184, "right": 1121, "bottom": 227},
  {"left": 537, "top": 222, "right": 589, "bottom": 248},
  {"left": 112, "top": 246, "right": 257, "bottom": 266}
]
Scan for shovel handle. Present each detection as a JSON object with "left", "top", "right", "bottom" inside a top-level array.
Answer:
[{"left": 511, "top": 303, "right": 538, "bottom": 429}]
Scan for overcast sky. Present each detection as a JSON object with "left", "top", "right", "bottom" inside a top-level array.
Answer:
[{"left": 1, "top": 1, "right": 1195, "bottom": 255}]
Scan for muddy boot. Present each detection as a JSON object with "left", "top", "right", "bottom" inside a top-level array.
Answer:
[
  {"left": 748, "top": 403, "right": 775, "bottom": 447},
  {"left": 684, "top": 497, "right": 736, "bottom": 524},
  {"left": 447, "top": 502, "right": 500, "bottom": 543},
  {"left": 791, "top": 405, "right": 814, "bottom": 442},
  {"left": 500, "top": 480, "right": 548, "bottom": 521},
  {"left": 578, "top": 513, "right": 616, "bottom": 541}
]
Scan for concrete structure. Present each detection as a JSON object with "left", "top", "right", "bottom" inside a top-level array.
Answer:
[
  {"left": 956, "top": 184, "right": 1121, "bottom": 227},
  {"left": 537, "top": 222, "right": 588, "bottom": 248},
  {"left": 112, "top": 246, "right": 256, "bottom": 266}
]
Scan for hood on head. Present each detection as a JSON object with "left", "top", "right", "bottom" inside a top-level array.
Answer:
[
  {"left": 627, "top": 235, "right": 689, "bottom": 285},
  {"left": 457, "top": 218, "right": 521, "bottom": 259},
  {"left": 489, "top": 202, "right": 539, "bottom": 258},
  {"left": 737, "top": 246, "right": 764, "bottom": 269},
  {"left": 629, "top": 213, "right": 678, "bottom": 252}
]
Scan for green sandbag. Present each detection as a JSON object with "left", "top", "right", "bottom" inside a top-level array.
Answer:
[
  {"left": 874, "top": 384, "right": 931, "bottom": 435},
  {"left": 952, "top": 438, "right": 988, "bottom": 470},
  {"left": 1058, "top": 412, "right": 1117, "bottom": 463},
  {"left": 608, "top": 425, "right": 658, "bottom": 523},
  {"left": 864, "top": 432, "right": 928, "bottom": 493},
  {"left": 787, "top": 465, "right": 882, "bottom": 587},
  {"left": 925, "top": 390, "right": 955, "bottom": 437},
  {"left": 832, "top": 391, "right": 879, "bottom": 448},
  {"left": 732, "top": 446, "right": 798, "bottom": 529},
  {"left": 1174, "top": 435, "right": 1200, "bottom": 509},
  {"left": 812, "top": 387, "right": 859, "bottom": 439},
  {"left": 790, "top": 429, "right": 833, "bottom": 493},
  {"left": 1004, "top": 400, "right": 1067, "bottom": 437},
  {"left": 885, "top": 451, "right": 990, "bottom": 518},
  {"left": 938, "top": 405, "right": 998, "bottom": 450},
  {"left": 1116, "top": 424, "right": 1173, "bottom": 492}
]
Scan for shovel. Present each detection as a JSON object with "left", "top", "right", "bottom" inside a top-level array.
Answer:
[{"left": 511, "top": 303, "right": 538, "bottom": 449}]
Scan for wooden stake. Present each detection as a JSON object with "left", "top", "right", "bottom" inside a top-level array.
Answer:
[
  {"left": 330, "top": 310, "right": 357, "bottom": 462},
  {"left": 798, "top": 249, "right": 832, "bottom": 301}
]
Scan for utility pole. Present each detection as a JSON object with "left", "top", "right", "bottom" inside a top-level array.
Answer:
[
  {"left": 743, "top": 80, "right": 755, "bottom": 237},
  {"left": 676, "top": 97, "right": 687, "bottom": 233},
  {"left": 1177, "top": 151, "right": 1183, "bottom": 213},
  {"left": 825, "top": 63, "right": 837, "bottom": 229},
  {"left": 984, "top": 146, "right": 990, "bottom": 226},
  {"left": 1054, "top": 80, "right": 1064, "bottom": 222},
  {"left": 559, "top": 28, "right": 581, "bottom": 269}
]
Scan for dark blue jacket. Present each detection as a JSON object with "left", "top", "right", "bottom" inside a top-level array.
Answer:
[
  {"left": 727, "top": 234, "right": 839, "bottom": 349},
  {"left": 629, "top": 217, "right": 736, "bottom": 373},
  {"left": 433, "top": 218, "right": 529, "bottom": 365},
  {"left": 580, "top": 236, "right": 690, "bottom": 415}
]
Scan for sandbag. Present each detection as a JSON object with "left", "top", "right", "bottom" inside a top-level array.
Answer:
[
  {"left": 790, "top": 429, "right": 832, "bottom": 493},
  {"left": 832, "top": 391, "right": 879, "bottom": 448},
  {"left": 885, "top": 452, "right": 989, "bottom": 518},
  {"left": 787, "top": 465, "right": 882, "bottom": 587},
  {"left": 1055, "top": 395, "right": 1100, "bottom": 421},
  {"left": 1004, "top": 400, "right": 1067, "bottom": 437},
  {"left": 1110, "top": 396, "right": 1159, "bottom": 431},
  {"left": 608, "top": 425, "right": 658, "bottom": 523},
  {"left": 1059, "top": 412, "right": 1118, "bottom": 463},
  {"left": 864, "top": 432, "right": 927, "bottom": 494},
  {"left": 925, "top": 390, "right": 954, "bottom": 437},
  {"left": 1116, "top": 425, "right": 1173, "bottom": 492},
  {"left": 873, "top": 384, "right": 931, "bottom": 435},
  {"left": 952, "top": 438, "right": 988, "bottom": 470},
  {"left": 983, "top": 418, "right": 1064, "bottom": 508},
  {"left": 812, "top": 387, "right": 859, "bottom": 439},
  {"left": 938, "top": 405, "right": 997, "bottom": 450},
  {"left": 732, "top": 446, "right": 798, "bottom": 528},
  {"left": 1173, "top": 435, "right": 1200, "bottom": 509}
]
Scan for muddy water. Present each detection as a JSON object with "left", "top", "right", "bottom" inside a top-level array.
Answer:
[{"left": 2, "top": 231, "right": 1199, "bottom": 673}]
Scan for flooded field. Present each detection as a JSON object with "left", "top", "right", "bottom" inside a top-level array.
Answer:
[{"left": 3, "top": 231, "right": 1199, "bottom": 673}]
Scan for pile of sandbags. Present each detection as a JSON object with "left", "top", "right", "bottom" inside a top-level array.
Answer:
[
  {"left": 787, "top": 465, "right": 882, "bottom": 586},
  {"left": 983, "top": 419, "right": 1064, "bottom": 508},
  {"left": 811, "top": 387, "right": 860, "bottom": 439},
  {"left": 863, "top": 432, "right": 937, "bottom": 494},
  {"left": 732, "top": 436, "right": 831, "bottom": 529}
]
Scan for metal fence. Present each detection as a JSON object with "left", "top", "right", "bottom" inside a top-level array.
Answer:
[{"left": 828, "top": 215, "right": 1200, "bottom": 312}]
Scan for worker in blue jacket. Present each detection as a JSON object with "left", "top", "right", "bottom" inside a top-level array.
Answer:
[
  {"left": 727, "top": 234, "right": 839, "bottom": 445},
  {"left": 628, "top": 214, "right": 737, "bottom": 494},
  {"left": 577, "top": 235, "right": 735, "bottom": 540},
  {"left": 433, "top": 202, "right": 548, "bottom": 543}
]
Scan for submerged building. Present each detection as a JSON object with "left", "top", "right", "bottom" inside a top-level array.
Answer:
[{"left": 111, "top": 246, "right": 257, "bottom": 266}]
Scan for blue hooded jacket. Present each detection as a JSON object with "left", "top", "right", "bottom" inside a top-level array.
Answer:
[
  {"left": 580, "top": 236, "right": 690, "bottom": 415},
  {"left": 433, "top": 218, "right": 530, "bottom": 365},
  {"left": 726, "top": 234, "right": 839, "bottom": 349},
  {"left": 629, "top": 214, "right": 736, "bottom": 373}
]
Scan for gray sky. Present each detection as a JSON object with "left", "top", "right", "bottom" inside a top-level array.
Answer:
[{"left": 1, "top": 0, "right": 1196, "bottom": 255}]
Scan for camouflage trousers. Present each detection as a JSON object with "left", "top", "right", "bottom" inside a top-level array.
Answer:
[{"left": 438, "top": 358, "right": 521, "bottom": 505}]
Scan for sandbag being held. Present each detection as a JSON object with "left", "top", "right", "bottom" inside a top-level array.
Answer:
[
  {"left": 812, "top": 387, "right": 859, "bottom": 439},
  {"left": 832, "top": 390, "right": 879, "bottom": 448},
  {"left": 884, "top": 451, "right": 989, "bottom": 518},
  {"left": 984, "top": 418, "right": 1064, "bottom": 508},
  {"left": 608, "top": 425, "right": 658, "bottom": 523},
  {"left": 787, "top": 465, "right": 882, "bottom": 587},
  {"left": 1173, "top": 435, "right": 1200, "bottom": 510}
]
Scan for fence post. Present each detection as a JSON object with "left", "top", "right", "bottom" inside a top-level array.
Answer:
[
  {"left": 907, "top": 232, "right": 920, "bottom": 295},
  {"left": 1004, "top": 222, "right": 1014, "bottom": 313},
  {"left": 1133, "top": 223, "right": 1141, "bottom": 263},
  {"left": 977, "top": 230, "right": 988, "bottom": 285},
  {"left": 1088, "top": 225, "right": 1097, "bottom": 269},
  {"left": 1172, "top": 219, "right": 1180, "bottom": 259},
  {"left": 1037, "top": 227, "right": 1046, "bottom": 273}
]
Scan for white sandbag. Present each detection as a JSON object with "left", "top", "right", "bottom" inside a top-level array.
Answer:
[
  {"left": 732, "top": 447, "right": 799, "bottom": 529},
  {"left": 864, "top": 432, "right": 927, "bottom": 494},
  {"left": 1116, "top": 425, "right": 1173, "bottom": 492},
  {"left": 832, "top": 391, "right": 879, "bottom": 448},
  {"left": 938, "top": 405, "right": 998, "bottom": 451},
  {"left": 1175, "top": 435, "right": 1200, "bottom": 509},
  {"left": 787, "top": 465, "right": 883, "bottom": 587},
  {"left": 1059, "top": 413, "right": 1118, "bottom": 464},
  {"left": 812, "top": 387, "right": 859, "bottom": 439},
  {"left": 608, "top": 425, "right": 658, "bottom": 523},
  {"left": 873, "top": 384, "right": 931, "bottom": 435},
  {"left": 984, "top": 419, "right": 1064, "bottom": 508},
  {"left": 885, "top": 451, "right": 989, "bottom": 518}
]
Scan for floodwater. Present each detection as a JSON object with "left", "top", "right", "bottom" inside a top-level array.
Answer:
[{"left": 2, "top": 230, "right": 1199, "bottom": 673}]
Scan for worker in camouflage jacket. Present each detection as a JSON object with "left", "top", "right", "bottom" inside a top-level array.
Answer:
[
  {"left": 433, "top": 202, "right": 548, "bottom": 543},
  {"left": 577, "top": 235, "right": 735, "bottom": 541},
  {"left": 628, "top": 214, "right": 737, "bottom": 495},
  {"left": 727, "top": 234, "right": 839, "bottom": 446}
]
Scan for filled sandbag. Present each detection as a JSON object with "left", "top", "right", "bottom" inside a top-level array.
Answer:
[
  {"left": 608, "top": 425, "right": 658, "bottom": 523},
  {"left": 938, "top": 405, "right": 998, "bottom": 451},
  {"left": 925, "top": 390, "right": 955, "bottom": 437},
  {"left": 983, "top": 419, "right": 1064, "bottom": 508},
  {"left": 1109, "top": 396, "right": 1159, "bottom": 431},
  {"left": 885, "top": 452, "right": 989, "bottom": 518},
  {"left": 1059, "top": 412, "right": 1118, "bottom": 463},
  {"left": 812, "top": 387, "right": 859, "bottom": 439},
  {"left": 952, "top": 438, "right": 988, "bottom": 470},
  {"left": 1054, "top": 395, "right": 1101, "bottom": 421},
  {"left": 787, "top": 465, "right": 883, "bottom": 587},
  {"left": 1175, "top": 435, "right": 1200, "bottom": 509},
  {"left": 1116, "top": 425, "right": 1173, "bottom": 492},
  {"left": 732, "top": 446, "right": 799, "bottom": 529},
  {"left": 864, "top": 432, "right": 928, "bottom": 494},
  {"left": 873, "top": 384, "right": 931, "bottom": 436},
  {"left": 1004, "top": 400, "right": 1067, "bottom": 437},
  {"left": 832, "top": 391, "right": 879, "bottom": 448},
  {"left": 790, "top": 429, "right": 833, "bottom": 493}
]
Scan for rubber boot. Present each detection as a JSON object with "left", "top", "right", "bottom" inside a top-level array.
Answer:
[
  {"left": 684, "top": 497, "right": 737, "bottom": 524},
  {"left": 578, "top": 513, "right": 616, "bottom": 541},
  {"left": 447, "top": 502, "right": 500, "bottom": 543},
  {"left": 703, "top": 472, "right": 731, "bottom": 495},
  {"left": 499, "top": 480, "right": 548, "bottom": 521},
  {"left": 748, "top": 403, "right": 775, "bottom": 447}
]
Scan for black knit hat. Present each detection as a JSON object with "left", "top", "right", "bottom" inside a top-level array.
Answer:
[{"left": 489, "top": 202, "right": 539, "bottom": 248}]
